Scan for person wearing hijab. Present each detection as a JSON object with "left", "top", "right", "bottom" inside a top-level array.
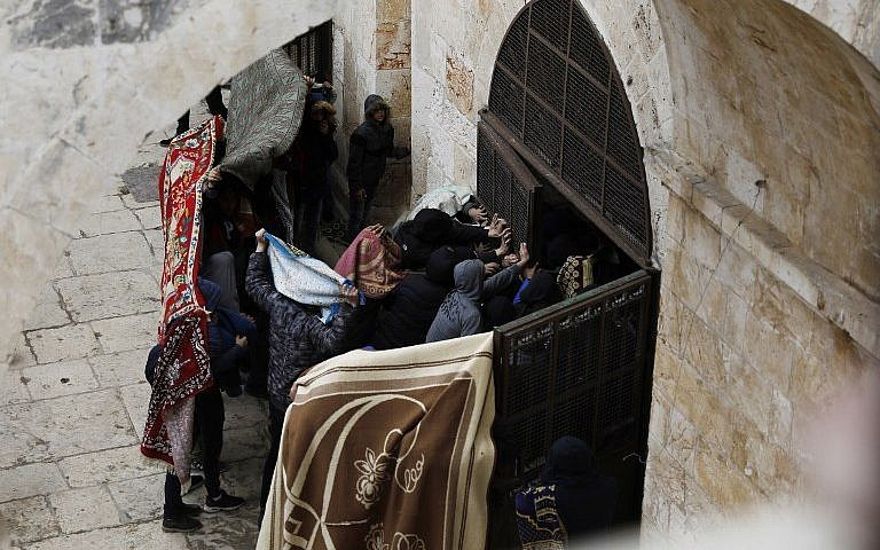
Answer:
[
  {"left": 426, "top": 244, "right": 530, "bottom": 343},
  {"left": 534, "top": 436, "right": 619, "bottom": 541}
]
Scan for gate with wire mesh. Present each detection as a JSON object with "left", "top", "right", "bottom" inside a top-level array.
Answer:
[{"left": 492, "top": 269, "right": 657, "bottom": 522}]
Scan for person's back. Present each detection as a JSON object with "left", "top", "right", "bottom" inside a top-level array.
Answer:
[{"left": 374, "top": 246, "right": 474, "bottom": 349}]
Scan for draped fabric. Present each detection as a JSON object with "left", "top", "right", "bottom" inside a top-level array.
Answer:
[
  {"left": 265, "top": 232, "right": 352, "bottom": 324},
  {"left": 334, "top": 227, "right": 405, "bottom": 299},
  {"left": 514, "top": 485, "right": 567, "bottom": 549},
  {"left": 402, "top": 185, "right": 477, "bottom": 222},
  {"left": 257, "top": 333, "right": 496, "bottom": 550},
  {"left": 141, "top": 116, "right": 219, "bottom": 483}
]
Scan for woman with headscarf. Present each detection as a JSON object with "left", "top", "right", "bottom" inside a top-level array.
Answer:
[{"left": 514, "top": 436, "right": 618, "bottom": 546}]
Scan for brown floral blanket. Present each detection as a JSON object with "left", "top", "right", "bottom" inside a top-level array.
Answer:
[{"left": 257, "top": 333, "right": 496, "bottom": 550}]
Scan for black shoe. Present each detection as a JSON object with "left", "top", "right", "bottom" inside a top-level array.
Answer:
[
  {"left": 159, "top": 138, "right": 173, "bottom": 147},
  {"left": 204, "top": 490, "right": 245, "bottom": 513},
  {"left": 181, "top": 503, "right": 202, "bottom": 517},
  {"left": 162, "top": 515, "right": 203, "bottom": 533},
  {"left": 183, "top": 475, "right": 204, "bottom": 496}
]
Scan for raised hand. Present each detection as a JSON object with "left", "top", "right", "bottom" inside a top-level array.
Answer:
[
  {"left": 235, "top": 335, "right": 249, "bottom": 348},
  {"left": 495, "top": 229, "right": 512, "bottom": 258},
  {"left": 340, "top": 284, "right": 360, "bottom": 307},
  {"left": 255, "top": 228, "right": 268, "bottom": 253},
  {"left": 484, "top": 262, "right": 501, "bottom": 276},
  {"left": 516, "top": 243, "right": 530, "bottom": 267}
]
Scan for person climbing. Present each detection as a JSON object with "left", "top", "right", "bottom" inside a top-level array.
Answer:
[{"left": 346, "top": 94, "right": 410, "bottom": 239}]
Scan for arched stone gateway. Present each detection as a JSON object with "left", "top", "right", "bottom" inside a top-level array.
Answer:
[{"left": 479, "top": 0, "right": 662, "bottom": 534}]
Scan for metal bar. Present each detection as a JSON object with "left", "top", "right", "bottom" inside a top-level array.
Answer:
[
  {"left": 526, "top": 27, "right": 610, "bottom": 95},
  {"left": 519, "top": 4, "right": 532, "bottom": 139}
]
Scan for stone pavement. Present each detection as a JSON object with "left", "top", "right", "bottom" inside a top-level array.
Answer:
[{"left": 0, "top": 182, "right": 268, "bottom": 548}]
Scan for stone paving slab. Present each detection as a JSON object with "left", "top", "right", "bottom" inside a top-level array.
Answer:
[
  {"left": 92, "top": 312, "right": 159, "bottom": 354},
  {"left": 25, "top": 324, "right": 101, "bottom": 365},
  {"left": 20, "top": 359, "right": 99, "bottom": 400},
  {"left": 107, "top": 472, "right": 165, "bottom": 522},
  {"left": 0, "top": 390, "right": 138, "bottom": 468},
  {"left": 26, "top": 522, "right": 190, "bottom": 550},
  {"left": 89, "top": 195, "right": 126, "bottom": 214},
  {"left": 21, "top": 287, "right": 71, "bottom": 332},
  {"left": 133, "top": 205, "right": 161, "bottom": 230},
  {"left": 57, "top": 445, "right": 158, "bottom": 488},
  {"left": 0, "top": 463, "right": 67, "bottom": 501},
  {"left": 0, "top": 368, "right": 32, "bottom": 407},
  {"left": 49, "top": 485, "right": 122, "bottom": 534},
  {"left": 119, "top": 382, "right": 152, "bottom": 440},
  {"left": 0, "top": 495, "right": 60, "bottom": 545},
  {"left": 66, "top": 232, "right": 153, "bottom": 276},
  {"left": 56, "top": 271, "right": 160, "bottom": 323},
  {"left": 89, "top": 348, "right": 154, "bottom": 388},
  {"left": 76, "top": 209, "right": 142, "bottom": 238}
]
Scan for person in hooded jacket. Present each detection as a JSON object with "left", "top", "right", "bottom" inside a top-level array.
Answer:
[
  {"left": 394, "top": 208, "right": 511, "bottom": 270},
  {"left": 245, "top": 229, "right": 362, "bottom": 519},
  {"left": 426, "top": 244, "right": 530, "bottom": 343},
  {"left": 346, "top": 94, "right": 411, "bottom": 239},
  {"left": 372, "top": 246, "right": 471, "bottom": 350}
]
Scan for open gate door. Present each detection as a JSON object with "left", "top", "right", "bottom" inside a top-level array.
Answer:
[
  {"left": 477, "top": 120, "right": 542, "bottom": 251},
  {"left": 493, "top": 269, "right": 657, "bottom": 523}
]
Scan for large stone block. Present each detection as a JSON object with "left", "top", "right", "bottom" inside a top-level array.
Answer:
[
  {"left": 26, "top": 324, "right": 101, "bottom": 364},
  {"left": 58, "top": 444, "right": 158, "bottom": 488},
  {"left": 0, "top": 462, "right": 66, "bottom": 501},
  {"left": 92, "top": 312, "right": 159, "bottom": 354},
  {"left": 0, "top": 495, "right": 60, "bottom": 546},
  {"left": 55, "top": 271, "right": 160, "bottom": 323},
  {"left": 65, "top": 232, "right": 153, "bottom": 276},
  {"left": 26, "top": 522, "right": 190, "bottom": 550},
  {"left": 49, "top": 485, "right": 121, "bottom": 534},
  {"left": 20, "top": 359, "right": 99, "bottom": 400}
]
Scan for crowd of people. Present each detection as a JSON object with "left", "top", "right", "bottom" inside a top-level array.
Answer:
[{"left": 147, "top": 70, "right": 624, "bottom": 546}]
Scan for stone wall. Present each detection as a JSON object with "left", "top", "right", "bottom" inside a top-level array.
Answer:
[{"left": 408, "top": 0, "right": 880, "bottom": 536}]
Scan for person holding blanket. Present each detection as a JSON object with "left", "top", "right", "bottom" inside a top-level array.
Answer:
[{"left": 246, "top": 228, "right": 361, "bottom": 520}]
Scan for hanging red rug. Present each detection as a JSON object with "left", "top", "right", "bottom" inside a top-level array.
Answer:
[{"left": 141, "top": 116, "right": 223, "bottom": 482}]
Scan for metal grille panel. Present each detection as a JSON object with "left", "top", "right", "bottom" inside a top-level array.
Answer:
[
  {"left": 487, "top": 0, "right": 651, "bottom": 266},
  {"left": 494, "top": 271, "right": 652, "bottom": 476},
  {"left": 477, "top": 121, "right": 542, "bottom": 250},
  {"left": 285, "top": 21, "right": 333, "bottom": 78}
]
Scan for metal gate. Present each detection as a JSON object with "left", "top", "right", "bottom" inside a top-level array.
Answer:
[
  {"left": 477, "top": 120, "right": 542, "bottom": 251},
  {"left": 492, "top": 269, "right": 657, "bottom": 522}
]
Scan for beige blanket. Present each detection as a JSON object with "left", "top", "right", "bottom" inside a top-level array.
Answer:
[{"left": 257, "top": 333, "right": 496, "bottom": 550}]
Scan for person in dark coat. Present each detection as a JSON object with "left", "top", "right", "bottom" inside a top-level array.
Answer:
[
  {"left": 293, "top": 100, "right": 339, "bottom": 255},
  {"left": 394, "top": 208, "right": 510, "bottom": 270},
  {"left": 346, "top": 94, "right": 410, "bottom": 239},
  {"left": 372, "top": 246, "right": 470, "bottom": 350},
  {"left": 245, "top": 229, "right": 361, "bottom": 518},
  {"left": 540, "top": 436, "right": 618, "bottom": 540}
]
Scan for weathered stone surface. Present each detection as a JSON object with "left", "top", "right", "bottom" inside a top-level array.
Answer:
[
  {"left": 49, "top": 486, "right": 121, "bottom": 533},
  {"left": 223, "top": 394, "right": 268, "bottom": 430},
  {"left": 55, "top": 271, "right": 159, "bottom": 323},
  {"left": 99, "top": 0, "right": 206, "bottom": 45},
  {"left": 22, "top": 287, "right": 71, "bottom": 332},
  {"left": 58, "top": 445, "right": 157, "bottom": 488},
  {"left": 90, "top": 348, "right": 153, "bottom": 388},
  {"left": 0, "top": 368, "right": 32, "bottom": 407},
  {"left": 26, "top": 522, "right": 190, "bottom": 550},
  {"left": 0, "top": 389, "right": 137, "bottom": 467},
  {"left": 0, "top": 463, "right": 66, "bottom": 501},
  {"left": 26, "top": 324, "right": 101, "bottom": 364},
  {"left": 119, "top": 382, "right": 151, "bottom": 440},
  {"left": 8, "top": 0, "right": 97, "bottom": 50},
  {"left": 92, "top": 312, "right": 158, "bottom": 354},
  {"left": 133, "top": 206, "right": 161, "bottom": 230},
  {"left": 20, "top": 359, "right": 99, "bottom": 400},
  {"left": 0, "top": 495, "right": 60, "bottom": 545},
  {"left": 107, "top": 472, "right": 164, "bottom": 522},
  {"left": 188, "top": 502, "right": 261, "bottom": 550},
  {"left": 75, "top": 209, "right": 142, "bottom": 238},
  {"left": 66, "top": 232, "right": 153, "bottom": 276}
]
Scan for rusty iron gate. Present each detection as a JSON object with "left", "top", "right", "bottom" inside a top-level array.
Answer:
[{"left": 492, "top": 269, "right": 657, "bottom": 522}]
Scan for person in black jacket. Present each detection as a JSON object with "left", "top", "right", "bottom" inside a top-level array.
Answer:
[
  {"left": 293, "top": 100, "right": 339, "bottom": 255},
  {"left": 346, "top": 94, "right": 410, "bottom": 239},
  {"left": 372, "top": 246, "right": 470, "bottom": 350},
  {"left": 394, "top": 208, "right": 511, "bottom": 270},
  {"left": 245, "top": 229, "right": 361, "bottom": 518}
]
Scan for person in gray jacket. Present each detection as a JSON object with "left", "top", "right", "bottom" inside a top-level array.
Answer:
[{"left": 426, "top": 244, "right": 530, "bottom": 343}]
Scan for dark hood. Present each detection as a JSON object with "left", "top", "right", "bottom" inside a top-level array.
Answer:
[
  {"left": 453, "top": 260, "right": 484, "bottom": 302},
  {"left": 364, "top": 94, "right": 390, "bottom": 118},
  {"left": 541, "top": 436, "right": 595, "bottom": 484},
  {"left": 425, "top": 247, "right": 457, "bottom": 286},
  {"left": 412, "top": 208, "right": 453, "bottom": 244},
  {"left": 198, "top": 277, "right": 222, "bottom": 312}
]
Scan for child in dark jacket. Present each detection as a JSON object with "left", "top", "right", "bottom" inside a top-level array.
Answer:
[{"left": 346, "top": 94, "right": 410, "bottom": 239}]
